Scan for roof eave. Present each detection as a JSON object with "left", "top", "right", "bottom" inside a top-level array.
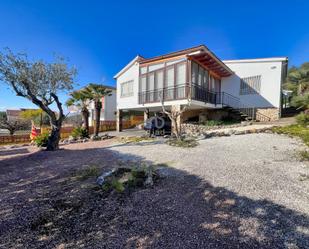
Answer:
[{"left": 114, "top": 55, "right": 144, "bottom": 79}]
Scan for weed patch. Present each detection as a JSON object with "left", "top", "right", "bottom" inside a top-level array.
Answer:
[
  {"left": 272, "top": 125, "right": 309, "bottom": 146},
  {"left": 299, "top": 150, "right": 309, "bottom": 161},
  {"left": 118, "top": 136, "right": 154, "bottom": 144},
  {"left": 166, "top": 138, "right": 198, "bottom": 148},
  {"left": 74, "top": 165, "right": 100, "bottom": 180}
]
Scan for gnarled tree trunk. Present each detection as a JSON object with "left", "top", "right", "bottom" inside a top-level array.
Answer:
[{"left": 46, "top": 118, "right": 63, "bottom": 151}]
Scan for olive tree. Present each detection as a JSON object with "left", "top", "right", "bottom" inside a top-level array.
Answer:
[
  {"left": 0, "top": 49, "right": 76, "bottom": 150},
  {"left": 0, "top": 112, "right": 30, "bottom": 135},
  {"left": 159, "top": 89, "right": 191, "bottom": 139}
]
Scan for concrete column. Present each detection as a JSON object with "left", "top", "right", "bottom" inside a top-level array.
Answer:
[
  {"left": 144, "top": 108, "right": 150, "bottom": 122},
  {"left": 116, "top": 109, "right": 123, "bottom": 132}
]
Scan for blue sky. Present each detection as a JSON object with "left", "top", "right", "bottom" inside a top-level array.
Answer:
[{"left": 0, "top": 0, "right": 308, "bottom": 110}]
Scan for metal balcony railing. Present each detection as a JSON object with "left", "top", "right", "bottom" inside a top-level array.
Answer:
[{"left": 138, "top": 84, "right": 272, "bottom": 121}]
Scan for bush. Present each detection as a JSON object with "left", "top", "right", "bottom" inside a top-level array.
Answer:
[
  {"left": 166, "top": 138, "right": 199, "bottom": 148},
  {"left": 272, "top": 125, "right": 309, "bottom": 146},
  {"left": 201, "top": 120, "right": 223, "bottom": 126},
  {"left": 296, "top": 112, "right": 309, "bottom": 126},
  {"left": 71, "top": 126, "right": 89, "bottom": 139},
  {"left": 111, "top": 179, "right": 125, "bottom": 193},
  {"left": 299, "top": 150, "right": 309, "bottom": 161},
  {"left": 200, "top": 119, "right": 239, "bottom": 127},
  {"left": 74, "top": 165, "right": 99, "bottom": 180},
  {"left": 34, "top": 133, "right": 49, "bottom": 147}
]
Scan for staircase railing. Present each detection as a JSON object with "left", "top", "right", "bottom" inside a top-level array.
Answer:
[{"left": 220, "top": 92, "right": 271, "bottom": 121}]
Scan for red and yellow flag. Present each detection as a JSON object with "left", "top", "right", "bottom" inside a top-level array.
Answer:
[{"left": 30, "top": 121, "right": 38, "bottom": 141}]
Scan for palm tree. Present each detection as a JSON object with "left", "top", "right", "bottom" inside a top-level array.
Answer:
[
  {"left": 66, "top": 90, "right": 91, "bottom": 135},
  {"left": 291, "top": 93, "right": 309, "bottom": 113},
  {"left": 84, "top": 83, "right": 112, "bottom": 137},
  {"left": 283, "top": 62, "right": 309, "bottom": 112},
  {"left": 284, "top": 63, "right": 309, "bottom": 96}
]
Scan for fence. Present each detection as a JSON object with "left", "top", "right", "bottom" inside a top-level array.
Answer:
[
  {"left": 0, "top": 134, "right": 31, "bottom": 144},
  {"left": 0, "top": 120, "right": 134, "bottom": 145}
]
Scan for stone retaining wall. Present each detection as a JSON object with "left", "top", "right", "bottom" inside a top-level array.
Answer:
[
  {"left": 256, "top": 108, "right": 280, "bottom": 121},
  {"left": 181, "top": 122, "right": 252, "bottom": 136}
]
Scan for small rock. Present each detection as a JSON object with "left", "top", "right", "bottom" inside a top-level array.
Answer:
[
  {"left": 96, "top": 169, "right": 116, "bottom": 186},
  {"left": 234, "top": 131, "right": 244, "bottom": 135},
  {"left": 9, "top": 145, "right": 19, "bottom": 149}
]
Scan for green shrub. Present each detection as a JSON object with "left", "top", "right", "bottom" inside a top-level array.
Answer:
[
  {"left": 71, "top": 126, "right": 89, "bottom": 139},
  {"left": 200, "top": 119, "right": 239, "bottom": 127},
  {"left": 296, "top": 112, "right": 309, "bottom": 126},
  {"left": 201, "top": 120, "right": 223, "bottom": 126},
  {"left": 272, "top": 125, "right": 309, "bottom": 146},
  {"left": 299, "top": 150, "right": 309, "bottom": 161},
  {"left": 74, "top": 165, "right": 100, "bottom": 180},
  {"left": 34, "top": 133, "right": 49, "bottom": 147},
  {"left": 111, "top": 179, "right": 125, "bottom": 193},
  {"left": 166, "top": 138, "right": 199, "bottom": 148},
  {"left": 127, "top": 167, "right": 147, "bottom": 187}
]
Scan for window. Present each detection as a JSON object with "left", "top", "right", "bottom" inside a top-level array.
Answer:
[
  {"left": 140, "top": 67, "right": 147, "bottom": 74},
  {"left": 148, "top": 63, "right": 164, "bottom": 72},
  {"left": 148, "top": 73, "right": 155, "bottom": 101},
  {"left": 166, "top": 67, "right": 175, "bottom": 88},
  {"left": 198, "top": 66, "right": 204, "bottom": 86},
  {"left": 148, "top": 73, "right": 155, "bottom": 91},
  {"left": 166, "top": 66, "right": 175, "bottom": 99},
  {"left": 191, "top": 62, "right": 198, "bottom": 84},
  {"left": 156, "top": 70, "right": 164, "bottom": 89},
  {"left": 203, "top": 69, "right": 209, "bottom": 89},
  {"left": 210, "top": 75, "right": 215, "bottom": 91},
  {"left": 176, "top": 63, "right": 186, "bottom": 86},
  {"left": 120, "top": 80, "right": 134, "bottom": 97},
  {"left": 215, "top": 78, "right": 221, "bottom": 92},
  {"left": 240, "top": 75, "right": 261, "bottom": 95}
]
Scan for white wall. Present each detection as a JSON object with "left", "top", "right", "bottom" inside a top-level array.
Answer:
[
  {"left": 221, "top": 60, "right": 284, "bottom": 108},
  {"left": 103, "top": 89, "right": 116, "bottom": 120},
  {"left": 88, "top": 89, "right": 117, "bottom": 123},
  {"left": 116, "top": 61, "right": 140, "bottom": 110}
]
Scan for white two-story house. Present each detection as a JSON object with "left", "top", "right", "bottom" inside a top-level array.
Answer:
[{"left": 114, "top": 45, "right": 288, "bottom": 131}]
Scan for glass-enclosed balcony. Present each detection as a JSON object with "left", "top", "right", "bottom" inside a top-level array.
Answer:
[{"left": 138, "top": 58, "right": 222, "bottom": 105}]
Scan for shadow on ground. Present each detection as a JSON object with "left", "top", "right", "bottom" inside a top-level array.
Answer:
[
  {"left": 0, "top": 147, "right": 30, "bottom": 157},
  {"left": 0, "top": 146, "right": 308, "bottom": 249}
]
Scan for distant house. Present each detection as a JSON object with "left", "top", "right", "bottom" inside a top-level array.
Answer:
[
  {"left": 6, "top": 110, "right": 22, "bottom": 122},
  {"left": 88, "top": 86, "right": 117, "bottom": 124},
  {"left": 6, "top": 108, "right": 38, "bottom": 122},
  {"left": 114, "top": 44, "right": 288, "bottom": 131}
]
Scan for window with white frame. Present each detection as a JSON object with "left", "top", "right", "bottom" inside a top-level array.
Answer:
[
  {"left": 240, "top": 75, "right": 261, "bottom": 95},
  {"left": 120, "top": 80, "right": 134, "bottom": 97}
]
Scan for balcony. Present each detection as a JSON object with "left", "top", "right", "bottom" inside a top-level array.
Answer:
[{"left": 138, "top": 83, "right": 221, "bottom": 105}]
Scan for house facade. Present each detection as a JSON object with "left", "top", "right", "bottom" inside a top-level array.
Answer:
[
  {"left": 114, "top": 45, "right": 288, "bottom": 131},
  {"left": 88, "top": 87, "right": 117, "bottom": 125}
]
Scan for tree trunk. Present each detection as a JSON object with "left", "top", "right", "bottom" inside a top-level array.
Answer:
[
  {"left": 171, "top": 118, "right": 180, "bottom": 139},
  {"left": 46, "top": 120, "right": 62, "bottom": 151},
  {"left": 94, "top": 101, "right": 101, "bottom": 137},
  {"left": 81, "top": 108, "right": 89, "bottom": 135}
]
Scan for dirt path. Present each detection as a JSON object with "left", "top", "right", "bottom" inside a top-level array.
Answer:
[{"left": 0, "top": 134, "right": 309, "bottom": 248}]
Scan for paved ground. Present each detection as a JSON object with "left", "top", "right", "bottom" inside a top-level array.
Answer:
[
  {"left": 105, "top": 127, "right": 147, "bottom": 137},
  {"left": 0, "top": 133, "right": 309, "bottom": 248}
]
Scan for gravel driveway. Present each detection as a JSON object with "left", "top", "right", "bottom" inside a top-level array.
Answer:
[{"left": 0, "top": 133, "right": 309, "bottom": 248}]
